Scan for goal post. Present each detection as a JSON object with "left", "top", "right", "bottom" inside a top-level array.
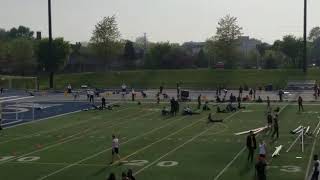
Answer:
[{"left": 0, "top": 76, "right": 38, "bottom": 90}]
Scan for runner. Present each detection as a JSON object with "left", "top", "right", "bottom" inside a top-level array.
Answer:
[
  {"left": 298, "top": 96, "right": 304, "bottom": 112},
  {"left": 110, "top": 134, "right": 121, "bottom": 164},
  {"left": 101, "top": 97, "right": 106, "bottom": 109},
  {"left": 197, "top": 94, "right": 202, "bottom": 109},
  {"left": 311, "top": 155, "right": 320, "bottom": 180},
  {"left": 267, "top": 112, "right": 273, "bottom": 129}
]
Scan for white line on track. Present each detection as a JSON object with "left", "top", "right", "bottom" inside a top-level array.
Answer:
[
  {"left": 304, "top": 120, "right": 320, "bottom": 180},
  {"left": 0, "top": 96, "right": 34, "bottom": 103},
  {"left": 213, "top": 104, "right": 289, "bottom": 180},
  {"left": 0, "top": 96, "right": 18, "bottom": 100},
  {"left": 4, "top": 101, "right": 126, "bottom": 129},
  {"left": 134, "top": 111, "right": 241, "bottom": 176},
  {"left": 0, "top": 110, "right": 156, "bottom": 165},
  {"left": 36, "top": 114, "right": 193, "bottom": 180}
]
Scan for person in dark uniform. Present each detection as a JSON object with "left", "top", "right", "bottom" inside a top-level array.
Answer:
[
  {"left": 197, "top": 94, "right": 202, "bottom": 109},
  {"left": 255, "top": 156, "right": 267, "bottom": 180},
  {"left": 246, "top": 131, "right": 257, "bottom": 163},
  {"left": 271, "top": 114, "right": 279, "bottom": 139},
  {"left": 101, "top": 97, "right": 106, "bottom": 109},
  {"left": 311, "top": 155, "right": 320, "bottom": 180},
  {"left": 279, "top": 90, "right": 283, "bottom": 102},
  {"left": 298, "top": 96, "right": 304, "bottom": 112},
  {"left": 0, "top": 87, "right": 3, "bottom": 94},
  {"left": 170, "top": 97, "right": 176, "bottom": 116},
  {"left": 160, "top": 84, "right": 164, "bottom": 94}
]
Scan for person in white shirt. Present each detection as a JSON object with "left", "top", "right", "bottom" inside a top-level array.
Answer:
[
  {"left": 110, "top": 134, "right": 121, "bottom": 164},
  {"left": 259, "top": 140, "right": 267, "bottom": 159}
]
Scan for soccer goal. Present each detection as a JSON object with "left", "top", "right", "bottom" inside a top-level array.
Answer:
[{"left": 0, "top": 75, "right": 38, "bottom": 90}]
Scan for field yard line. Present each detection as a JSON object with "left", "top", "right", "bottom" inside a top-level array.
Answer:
[
  {"left": 0, "top": 96, "right": 34, "bottom": 103},
  {"left": 304, "top": 120, "right": 320, "bottom": 180},
  {"left": 9, "top": 161, "right": 106, "bottom": 167},
  {"left": 36, "top": 115, "right": 192, "bottom": 180},
  {"left": 0, "top": 96, "right": 18, "bottom": 100},
  {"left": 4, "top": 101, "right": 127, "bottom": 129},
  {"left": 2, "top": 120, "right": 23, "bottom": 126},
  {"left": 213, "top": 104, "right": 289, "bottom": 180},
  {"left": 111, "top": 115, "right": 210, "bottom": 166},
  {"left": 304, "top": 137, "right": 318, "bottom": 180},
  {"left": 0, "top": 106, "right": 133, "bottom": 144},
  {"left": 0, "top": 111, "right": 156, "bottom": 165},
  {"left": 134, "top": 111, "right": 241, "bottom": 176}
]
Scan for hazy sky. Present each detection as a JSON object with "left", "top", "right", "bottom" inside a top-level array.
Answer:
[{"left": 1, "top": 0, "right": 319, "bottom": 44}]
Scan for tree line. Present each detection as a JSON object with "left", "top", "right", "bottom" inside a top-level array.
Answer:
[{"left": 1, "top": 15, "right": 320, "bottom": 76}]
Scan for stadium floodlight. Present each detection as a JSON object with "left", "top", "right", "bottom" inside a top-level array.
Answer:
[
  {"left": 48, "top": 0, "right": 54, "bottom": 88},
  {"left": 303, "top": 0, "right": 307, "bottom": 73}
]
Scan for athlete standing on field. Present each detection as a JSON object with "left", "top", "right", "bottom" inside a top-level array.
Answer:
[
  {"left": 110, "top": 134, "right": 121, "bottom": 164},
  {"left": 298, "top": 96, "right": 304, "bottom": 112}
]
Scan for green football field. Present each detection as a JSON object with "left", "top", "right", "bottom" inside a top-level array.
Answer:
[{"left": 0, "top": 102, "right": 319, "bottom": 180}]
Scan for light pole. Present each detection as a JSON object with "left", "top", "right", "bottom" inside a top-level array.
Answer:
[
  {"left": 303, "top": 0, "right": 307, "bottom": 73},
  {"left": 48, "top": 0, "right": 54, "bottom": 88}
]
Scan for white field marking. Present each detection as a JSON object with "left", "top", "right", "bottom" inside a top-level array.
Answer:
[
  {"left": 2, "top": 120, "right": 23, "bottom": 126},
  {"left": 213, "top": 104, "right": 289, "bottom": 180},
  {"left": 0, "top": 106, "right": 134, "bottom": 144},
  {"left": 4, "top": 101, "right": 127, "bottom": 130},
  {"left": 134, "top": 111, "right": 241, "bottom": 176},
  {"left": 0, "top": 96, "right": 34, "bottom": 103},
  {"left": 9, "top": 161, "right": 106, "bottom": 167},
  {"left": 0, "top": 111, "right": 157, "bottom": 165},
  {"left": 312, "top": 120, "right": 320, "bottom": 135},
  {"left": 304, "top": 135, "right": 318, "bottom": 180},
  {"left": 111, "top": 115, "right": 209, "bottom": 166},
  {"left": 36, "top": 114, "right": 194, "bottom": 180},
  {"left": 0, "top": 96, "right": 18, "bottom": 100}
]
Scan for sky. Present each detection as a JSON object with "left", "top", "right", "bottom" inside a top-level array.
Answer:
[{"left": 0, "top": 0, "right": 319, "bottom": 44}]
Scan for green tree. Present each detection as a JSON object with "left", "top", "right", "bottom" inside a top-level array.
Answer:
[
  {"left": 309, "top": 27, "right": 320, "bottom": 41},
  {"left": 90, "top": 15, "right": 121, "bottom": 70},
  {"left": 275, "top": 35, "right": 303, "bottom": 68},
  {"left": 8, "top": 26, "right": 34, "bottom": 39},
  {"left": 123, "top": 40, "right": 136, "bottom": 68},
  {"left": 196, "top": 49, "right": 208, "bottom": 68},
  {"left": 36, "top": 38, "right": 70, "bottom": 87},
  {"left": 8, "top": 38, "right": 35, "bottom": 75},
  {"left": 207, "top": 15, "right": 243, "bottom": 68}
]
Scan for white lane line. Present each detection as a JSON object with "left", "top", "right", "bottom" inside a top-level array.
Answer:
[
  {"left": 213, "top": 104, "right": 288, "bottom": 180},
  {"left": 4, "top": 101, "right": 127, "bottom": 129},
  {"left": 304, "top": 128, "right": 320, "bottom": 180},
  {"left": 36, "top": 115, "right": 193, "bottom": 180},
  {"left": 134, "top": 111, "right": 241, "bottom": 176},
  {"left": 2, "top": 120, "right": 23, "bottom": 126},
  {"left": 0, "top": 96, "right": 34, "bottom": 103},
  {"left": 0, "top": 96, "right": 18, "bottom": 100},
  {"left": 0, "top": 111, "right": 156, "bottom": 165}
]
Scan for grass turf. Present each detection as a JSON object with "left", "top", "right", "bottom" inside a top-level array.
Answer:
[
  {"left": 0, "top": 102, "right": 319, "bottom": 180},
  {"left": 39, "top": 69, "right": 320, "bottom": 90}
]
